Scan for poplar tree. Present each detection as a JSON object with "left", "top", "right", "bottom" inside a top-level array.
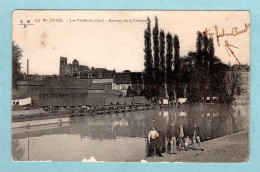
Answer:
[
  {"left": 153, "top": 17, "right": 160, "bottom": 82},
  {"left": 159, "top": 29, "right": 165, "bottom": 84},
  {"left": 202, "top": 34, "right": 209, "bottom": 68},
  {"left": 173, "top": 35, "right": 180, "bottom": 75},
  {"left": 143, "top": 17, "right": 153, "bottom": 99},
  {"left": 144, "top": 17, "right": 153, "bottom": 78},
  {"left": 166, "top": 32, "right": 173, "bottom": 99},
  {"left": 153, "top": 16, "right": 160, "bottom": 99},
  {"left": 191, "top": 32, "right": 204, "bottom": 101},
  {"left": 173, "top": 35, "right": 181, "bottom": 97},
  {"left": 196, "top": 32, "right": 203, "bottom": 65}
]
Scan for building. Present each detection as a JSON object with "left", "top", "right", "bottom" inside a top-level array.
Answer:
[
  {"left": 59, "top": 56, "right": 90, "bottom": 77},
  {"left": 15, "top": 56, "right": 147, "bottom": 107},
  {"left": 91, "top": 68, "right": 116, "bottom": 89},
  {"left": 39, "top": 79, "right": 92, "bottom": 107},
  {"left": 114, "top": 72, "right": 144, "bottom": 96},
  {"left": 87, "top": 83, "right": 125, "bottom": 106},
  {"left": 227, "top": 64, "right": 250, "bottom": 96},
  {"left": 12, "top": 80, "right": 44, "bottom": 105}
]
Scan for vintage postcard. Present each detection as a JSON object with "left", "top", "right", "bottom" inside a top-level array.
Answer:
[{"left": 11, "top": 10, "right": 250, "bottom": 162}]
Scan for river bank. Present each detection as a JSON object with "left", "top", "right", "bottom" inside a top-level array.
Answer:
[
  {"left": 11, "top": 104, "right": 157, "bottom": 122},
  {"left": 144, "top": 130, "right": 249, "bottom": 163}
]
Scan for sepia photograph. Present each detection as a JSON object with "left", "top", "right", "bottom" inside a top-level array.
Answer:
[{"left": 11, "top": 10, "right": 250, "bottom": 162}]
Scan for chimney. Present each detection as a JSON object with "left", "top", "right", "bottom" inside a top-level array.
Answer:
[{"left": 27, "top": 59, "right": 29, "bottom": 75}]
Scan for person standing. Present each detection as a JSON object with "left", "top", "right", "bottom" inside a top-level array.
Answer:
[
  {"left": 177, "top": 123, "right": 189, "bottom": 151},
  {"left": 167, "top": 123, "right": 178, "bottom": 154},
  {"left": 192, "top": 121, "right": 204, "bottom": 151},
  {"left": 148, "top": 127, "right": 163, "bottom": 157}
]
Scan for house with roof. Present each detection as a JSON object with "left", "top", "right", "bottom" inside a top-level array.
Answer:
[{"left": 91, "top": 68, "right": 116, "bottom": 89}]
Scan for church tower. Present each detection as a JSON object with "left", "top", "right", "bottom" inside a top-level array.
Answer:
[
  {"left": 59, "top": 56, "right": 67, "bottom": 76},
  {"left": 72, "top": 59, "right": 79, "bottom": 74}
]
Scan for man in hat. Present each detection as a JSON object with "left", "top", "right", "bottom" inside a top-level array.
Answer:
[
  {"left": 177, "top": 122, "right": 189, "bottom": 151},
  {"left": 167, "top": 123, "right": 178, "bottom": 154},
  {"left": 147, "top": 126, "right": 163, "bottom": 157},
  {"left": 192, "top": 120, "right": 204, "bottom": 151}
]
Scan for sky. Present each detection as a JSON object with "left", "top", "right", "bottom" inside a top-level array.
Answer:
[{"left": 12, "top": 11, "right": 250, "bottom": 75}]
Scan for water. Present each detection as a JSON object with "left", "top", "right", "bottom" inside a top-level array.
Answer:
[{"left": 12, "top": 104, "right": 249, "bottom": 162}]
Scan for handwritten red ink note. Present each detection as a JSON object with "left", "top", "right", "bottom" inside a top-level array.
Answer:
[
  {"left": 200, "top": 23, "right": 250, "bottom": 47},
  {"left": 215, "top": 23, "right": 250, "bottom": 47}
]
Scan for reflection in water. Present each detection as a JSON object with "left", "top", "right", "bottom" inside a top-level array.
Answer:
[{"left": 12, "top": 104, "right": 249, "bottom": 161}]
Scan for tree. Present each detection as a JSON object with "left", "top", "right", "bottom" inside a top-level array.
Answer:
[
  {"left": 166, "top": 32, "right": 174, "bottom": 99},
  {"left": 173, "top": 35, "right": 180, "bottom": 74},
  {"left": 12, "top": 41, "right": 23, "bottom": 89},
  {"left": 143, "top": 17, "right": 154, "bottom": 99},
  {"left": 196, "top": 32, "right": 203, "bottom": 65},
  {"left": 208, "top": 37, "right": 215, "bottom": 97},
  {"left": 173, "top": 34, "right": 182, "bottom": 98},
  {"left": 190, "top": 32, "right": 204, "bottom": 101},
  {"left": 144, "top": 17, "right": 153, "bottom": 77},
  {"left": 187, "top": 64, "right": 205, "bottom": 102},
  {"left": 159, "top": 29, "right": 165, "bottom": 84},
  {"left": 153, "top": 16, "right": 160, "bottom": 99},
  {"left": 225, "top": 71, "right": 242, "bottom": 97},
  {"left": 201, "top": 34, "right": 210, "bottom": 98},
  {"left": 179, "top": 54, "right": 195, "bottom": 98},
  {"left": 212, "top": 59, "right": 233, "bottom": 103},
  {"left": 208, "top": 37, "right": 215, "bottom": 73},
  {"left": 202, "top": 34, "right": 209, "bottom": 68},
  {"left": 153, "top": 17, "right": 160, "bottom": 82}
]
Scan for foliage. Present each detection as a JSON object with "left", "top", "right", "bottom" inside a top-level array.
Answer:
[
  {"left": 202, "top": 34, "right": 209, "bottom": 68},
  {"left": 165, "top": 32, "right": 174, "bottom": 99},
  {"left": 144, "top": 17, "right": 153, "bottom": 76},
  {"left": 152, "top": 16, "right": 160, "bottom": 100},
  {"left": 159, "top": 30, "right": 165, "bottom": 84},
  {"left": 12, "top": 41, "right": 23, "bottom": 89},
  {"left": 143, "top": 17, "right": 155, "bottom": 99},
  {"left": 173, "top": 35, "right": 182, "bottom": 98},
  {"left": 173, "top": 35, "right": 180, "bottom": 75},
  {"left": 196, "top": 32, "right": 203, "bottom": 65}
]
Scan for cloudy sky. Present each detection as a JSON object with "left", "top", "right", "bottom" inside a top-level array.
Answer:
[{"left": 13, "top": 10, "right": 250, "bottom": 75}]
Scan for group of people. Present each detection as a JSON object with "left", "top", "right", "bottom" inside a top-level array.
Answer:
[{"left": 147, "top": 121, "right": 204, "bottom": 157}]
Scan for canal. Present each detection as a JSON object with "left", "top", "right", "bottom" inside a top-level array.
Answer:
[{"left": 12, "top": 103, "right": 249, "bottom": 162}]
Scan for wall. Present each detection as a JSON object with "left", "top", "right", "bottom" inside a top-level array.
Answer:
[{"left": 92, "top": 78, "right": 114, "bottom": 90}]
